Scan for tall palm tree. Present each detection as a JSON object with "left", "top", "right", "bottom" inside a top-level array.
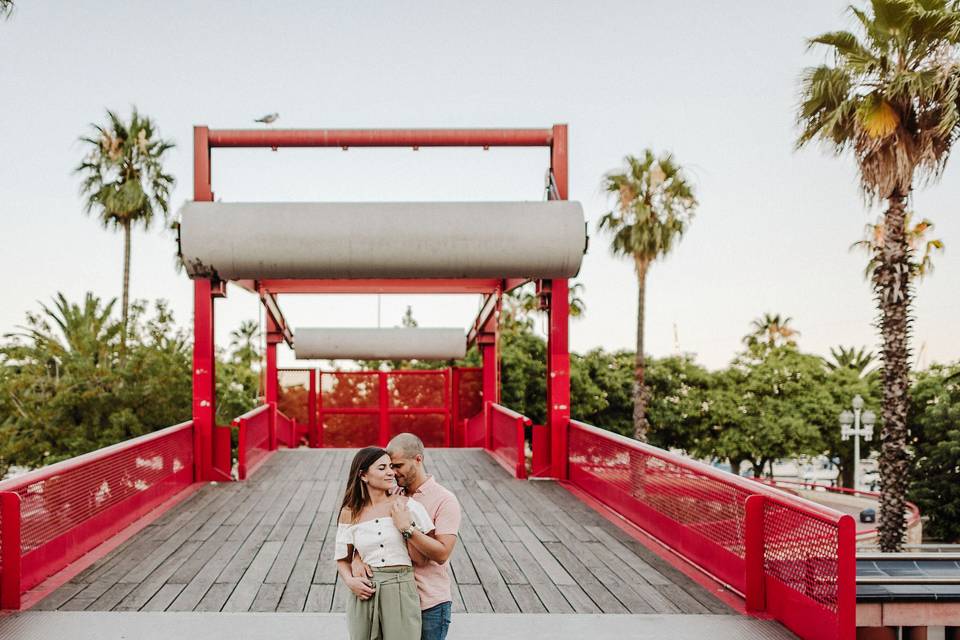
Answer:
[
  {"left": 852, "top": 211, "right": 944, "bottom": 279},
  {"left": 743, "top": 313, "right": 801, "bottom": 349},
  {"left": 75, "top": 108, "right": 175, "bottom": 348},
  {"left": 599, "top": 150, "right": 698, "bottom": 441},
  {"left": 1, "top": 1, "right": 14, "bottom": 20},
  {"left": 797, "top": 0, "right": 960, "bottom": 550}
]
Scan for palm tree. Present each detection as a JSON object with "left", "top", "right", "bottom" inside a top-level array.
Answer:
[
  {"left": 797, "top": 0, "right": 960, "bottom": 550},
  {"left": 514, "top": 280, "right": 587, "bottom": 319},
  {"left": 743, "top": 313, "right": 801, "bottom": 349},
  {"left": 229, "top": 320, "right": 261, "bottom": 369},
  {"left": 852, "top": 211, "right": 944, "bottom": 279},
  {"left": 827, "top": 345, "right": 878, "bottom": 377},
  {"left": 599, "top": 150, "right": 698, "bottom": 441},
  {"left": 1, "top": 1, "right": 14, "bottom": 20},
  {"left": 75, "top": 108, "right": 175, "bottom": 348}
]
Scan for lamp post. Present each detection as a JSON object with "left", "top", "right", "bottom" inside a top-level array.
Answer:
[{"left": 839, "top": 394, "right": 876, "bottom": 490}]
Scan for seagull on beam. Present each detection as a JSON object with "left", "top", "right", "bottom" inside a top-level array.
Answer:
[{"left": 254, "top": 113, "right": 279, "bottom": 125}]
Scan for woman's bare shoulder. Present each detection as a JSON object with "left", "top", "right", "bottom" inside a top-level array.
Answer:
[{"left": 338, "top": 506, "right": 354, "bottom": 524}]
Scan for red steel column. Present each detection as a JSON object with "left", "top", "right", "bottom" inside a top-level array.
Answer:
[
  {"left": 548, "top": 124, "right": 571, "bottom": 480},
  {"left": 192, "top": 126, "right": 215, "bottom": 482},
  {"left": 0, "top": 492, "right": 21, "bottom": 610},
  {"left": 744, "top": 495, "right": 766, "bottom": 612},
  {"left": 837, "top": 515, "right": 857, "bottom": 640},
  {"left": 308, "top": 369, "right": 318, "bottom": 448},
  {"left": 192, "top": 279, "right": 215, "bottom": 481},
  {"left": 480, "top": 334, "right": 500, "bottom": 407}
]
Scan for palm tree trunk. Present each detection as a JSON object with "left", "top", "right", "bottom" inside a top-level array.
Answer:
[
  {"left": 633, "top": 257, "right": 651, "bottom": 441},
  {"left": 121, "top": 219, "right": 131, "bottom": 353},
  {"left": 876, "top": 191, "right": 911, "bottom": 552}
]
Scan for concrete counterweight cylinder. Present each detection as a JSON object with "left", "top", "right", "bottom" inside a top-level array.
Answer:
[
  {"left": 178, "top": 201, "right": 586, "bottom": 280},
  {"left": 294, "top": 328, "right": 466, "bottom": 361}
]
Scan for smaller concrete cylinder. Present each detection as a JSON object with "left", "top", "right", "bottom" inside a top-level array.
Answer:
[{"left": 294, "top": 328, "right": 466, "bottom": 360}]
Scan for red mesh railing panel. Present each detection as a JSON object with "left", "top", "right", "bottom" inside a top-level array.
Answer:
[
  {"left": 0, "top": 422, "right": 194, "bottom": 592},
  {"left": 464, "top": 411, "right": 485, "bottom": 448},
  {"left": 389, "top": 413, "right": 446, "bottom": 447},
  {"left": 387, "top": 372, "right": 446, "bottom": 408},
  {"left": 278, "top": 369, "right": 311, "bottom": 424},
  {"left": 323, "top": 414, "right": 379, "bottom": 448},
  {"left": 456, "top": 369, "right": 482, "bottom": 423},
  {"left": 489, "top": 404, "right": 528, "bottom": 479},
  {"left": 236, "top": 405, "right": 271, "bottom": 480},
  {"left": 322, "top": 372, "right": 379, "bottom": 408},
  {"left": 763, "top": 498, "right": 841, "bottom": 611},
  {"left": 567, "top": 420, "right": 855, "bottom": 640},
  {"left": 276, "top": 410, "right": 297, "bottom": 448}
]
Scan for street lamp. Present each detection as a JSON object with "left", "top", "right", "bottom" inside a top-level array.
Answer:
[{"left": 839, "top": 394, "right": 876, "bottom": 490}]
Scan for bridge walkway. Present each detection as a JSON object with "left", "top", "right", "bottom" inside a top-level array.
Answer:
[{"left": 33, "top": 449, "right": 731, "bottom": 616}]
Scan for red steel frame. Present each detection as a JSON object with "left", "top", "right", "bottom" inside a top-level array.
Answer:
[{"left": 191, "top": 125, "right": 571, "bottom": 481}]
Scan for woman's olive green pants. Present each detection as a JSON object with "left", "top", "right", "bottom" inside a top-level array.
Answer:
[{"left": 347, "top": 566, "right": 421, "bottom": 640}]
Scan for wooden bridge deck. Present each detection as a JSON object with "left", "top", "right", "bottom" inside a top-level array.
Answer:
[{"left": 34, "top": 449, "right": 731, "bottom": 615}]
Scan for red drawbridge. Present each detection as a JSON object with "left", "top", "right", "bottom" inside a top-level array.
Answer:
[{"left": 0, "top": 127, "right": 855, "bottom": 640}]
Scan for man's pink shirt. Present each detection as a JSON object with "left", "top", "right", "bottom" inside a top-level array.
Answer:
[{"left": 407, "top": 475, "right": 461, "bottom": 610}]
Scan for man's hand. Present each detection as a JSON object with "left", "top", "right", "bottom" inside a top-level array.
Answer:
[
  {"left": 351, "top": 552, "right": 373, "bottom": 579},
  {"left": 344, "top": 574, "right": 375, "bottom": 600},
  {"left": 390, "top": 498, "right": 414, "bottom": 531}
]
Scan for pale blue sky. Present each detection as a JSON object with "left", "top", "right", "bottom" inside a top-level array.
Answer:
[{"left": 1, "top": 1, "right": 957, "bottom": 370}]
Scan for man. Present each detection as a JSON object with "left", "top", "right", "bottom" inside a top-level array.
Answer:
[{"left": 352, "top": 433, "right": 461, "bottom": 640}]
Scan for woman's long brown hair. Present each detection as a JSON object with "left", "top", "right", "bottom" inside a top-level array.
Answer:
[{"left": 340, "top": 447, "right": 389, "bottom": 523}]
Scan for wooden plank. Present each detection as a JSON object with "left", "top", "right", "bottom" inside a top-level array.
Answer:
[
  {"left": 508, "top": 583, "right": 546, "bottom": 613},
  {"left": 558, "top": 583, "right": 601, "bottom": 614},
  {"left": 276, "top": 540, "right": 322, "bottom": 612},
  {"left": 475, "top": 525, "right": 527, "bottom": 584},
  {"left": 502, "top": 541, "right": 572, "bottom": 614},
  {"left": 86, "top": 582, "right": 137, "bottom": 612},
  {"left": 114, "top": 539, "right": 203, "bottom": 611},
  {"left": 512, "top": 526, "right": 575, "bottom": 586},
  {"left": 542, "top": 541, "right": 627, "bottom": 613},
  {"left": 265, "top": 524, "right": 309, "bottom": 583},
  {"left": 457, "top": 583, "right": 492, "bottom": 613},
  {"left": 33, "top": 582, "right": 85, "bottom": 611},
  {"left": 251, "top": 583, "right": 284, "bottom": 612},
  {"left": 448, "top": 543, "right": 479, "bottom": 584},
  {"left": 195, "top": 582, "right": 234, "bottom": 612},
  {"left": 304, "top": 584, "right": 334, "bottom": 613},
  {"left": 141, "top": 583, "right": 185, "bottom": 612},
  {"left": 222, "top": 540, "right": 284, "bottom": 611},
  {"left": 460, "top": 538, "right": 518, "bottom": 613}
]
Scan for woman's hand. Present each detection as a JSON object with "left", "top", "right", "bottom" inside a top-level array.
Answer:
[
  {"left": 390, "top": 498, "right": 414, "bottom": 531},
  {"left": 344, "top": 574, "right": 375, "bottom": 600}
]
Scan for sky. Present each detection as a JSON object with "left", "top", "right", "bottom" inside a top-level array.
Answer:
[{"left": 1, "top": 1, "right": 957, "bottom": 371}]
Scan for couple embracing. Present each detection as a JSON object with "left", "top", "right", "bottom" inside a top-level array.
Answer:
[{"left": 335, "top": 433, "right": 461, "bottom": 640}]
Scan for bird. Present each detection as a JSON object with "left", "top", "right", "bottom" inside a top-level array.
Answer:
[{"left": 254, "top": 113, "right": 279, "bottom": 125}]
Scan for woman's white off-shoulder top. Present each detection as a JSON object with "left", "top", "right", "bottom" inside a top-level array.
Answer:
[{"left": 335, "top": 498, "right": 434, "bottom": 567}]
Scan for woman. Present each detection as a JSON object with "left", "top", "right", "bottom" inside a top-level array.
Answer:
[{"left": 336, "top": 447, "right": 434, "bottom": 640}]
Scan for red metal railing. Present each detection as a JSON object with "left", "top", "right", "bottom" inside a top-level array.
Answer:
[
  {"left": 567, "top": 420, "right": 855, "bottom": 640},
  {"left": 756, "top": 477, "right": 921, "bottom": 541},
  {"left": 234, "top": 404, "right": 273, "bottom": 480},
  {"left": 319, "top": 370, "right": 452, "bottom": 448},
  {"left": 0, "top": 421, "right": 195, "bottom": 608},
  {"left": 275, "top": 409, "right": 297, "bottom": 448},
  {"left": 488, "top": 403, "right": 529, "bottom": 479},
  {"left": 463, "top": 412, "right": 486, "bottom": 448}
]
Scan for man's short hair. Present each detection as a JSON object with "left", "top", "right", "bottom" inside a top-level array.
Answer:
[{"left": 387, "top": 432, "right": 424, "bottom": 459}]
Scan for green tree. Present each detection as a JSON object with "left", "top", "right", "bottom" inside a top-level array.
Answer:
[
  {"left": 512, "top": 281, "right": 587, "bottom": 319},
  {"left": 599, "top": 150, "right": 698, "bottom": 442},
  {"left": 75, "top": 109, "right": 175, "bottom": 346},
  {"left": 646, "top": 355, "right": 713, "bottom": 454},
  {"left": 699, "top": 346, "right": 828, "bottom": 478},
  {"left": 797, "top": 0, "right": 960, "bottom": 550},
  {"left": 823, "top": 365, "right": 882, "bottom": 488},
  {"left": 909, "top": 362, "right": 960, "bottom": 542}
]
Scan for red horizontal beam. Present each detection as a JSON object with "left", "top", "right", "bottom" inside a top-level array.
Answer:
[
  {"left": 320, "top": 407, "right": 448, "bottom": 415},
  {"left": 207, "top": 128, "right": 553, "bottom": 149},
  {"left": 261, "top": 279, "right": 502, "bottom": 294}
]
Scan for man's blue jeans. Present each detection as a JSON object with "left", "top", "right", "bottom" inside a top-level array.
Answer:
[{"left": 421, "top": 601, "right": 452, "bottom": 640}]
